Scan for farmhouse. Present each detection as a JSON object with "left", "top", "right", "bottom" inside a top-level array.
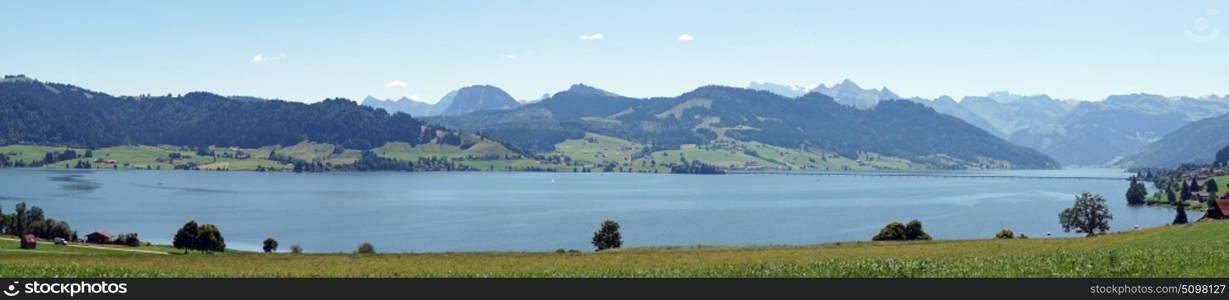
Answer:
[
  {"left": 1193, "top": 192, "right": 1212, "bottom": 202},
  {"left": 1199, "top": 194, "right": 1229, "bottom": 222},
  {"left": 85, "top": 230, "right": 114, "bottom": 244}
]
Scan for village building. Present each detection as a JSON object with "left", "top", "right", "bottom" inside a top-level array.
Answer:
[
  {"left": 85, "top": 230, "right": 114, "bottom": 244},
  {"left": 1193, "top": 192, "right": 1212, "bottom": 202},
  {"left": 1199, "top": 193, "right": 1229, "bottom": 222}
]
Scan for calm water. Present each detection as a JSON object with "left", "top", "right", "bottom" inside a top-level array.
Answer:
[{"left": 0, "top": 168, "right": 1185, "bottom": 253}]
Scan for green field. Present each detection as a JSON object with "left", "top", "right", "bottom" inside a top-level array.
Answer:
[
  {"left": 3, "top": 220, "right": 1229, "bottom": 278},
  {"left": 551, "top": 133, "right": 643, "bottom": 165},
  {"left": 373, "top": 136, "right": 566, "bottom": 171},
  {"left": 0, "top": 144, "right": 291, "bottom": 171},
  {"left": 1145, "top": 175, "right": 1228, "bottom": 210},
  {"left": 0, "top": 145, "right": 83, "bottom": 164},
  {"left": 638, "top": 140, "right": 919, "bottom": 171}
]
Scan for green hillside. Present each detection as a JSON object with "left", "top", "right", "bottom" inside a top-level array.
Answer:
[{"left": 432, "top": 85, "right": 1061, "bottom": 170}]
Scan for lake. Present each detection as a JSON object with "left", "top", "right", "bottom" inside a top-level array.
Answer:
[{"left": 0, "top": 168, "right": 1187, "bottom": 253}]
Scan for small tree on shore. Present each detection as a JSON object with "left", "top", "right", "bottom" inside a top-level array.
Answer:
[
  {"left": 13, "top": 202, "right": 27, "bottom": 235},
  {"left": 290, "top": 244, "right": 303, "bottom": 254},
  {"left": 1058, "top": 192, "right": 1113, "bottom": 237},
  {"left": 591, "top": 220, "right": 623, "bottom": 251},
  {"left": 904, "top": 219, "right": 931, "bottom": 240},
  {"left": 1125, "top": 177, "right": 1147, "bottom": 205},
  {"left": 172, "top": 220, "right": 198, "bottom": 254},
  {"left": 263, "top": 237, "right": 279, "bottom": 253},
  {"left": 1173, "top": 201, "right": 1188, "bottom": 225},
  {"left": 1208, "top": 178, "right": 1220, "bottom": 198},
  {"left": 872, "top": 222, "right": 907, "bottom": 241},
  {"left": 874, "top": 220, "right": 931, "bottom": 241},
  {"left": 355, "top": 242, "right": 375, "bottom": 254},
  {"left": 195, "top": 224, "right": 226, "bottom": 253}
]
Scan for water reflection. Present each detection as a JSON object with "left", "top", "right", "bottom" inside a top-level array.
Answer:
[
  {"left": 137, "top": 183, "right": 368, "bottom": 198},
  {"left": 47, "top": 172, "right": 102, "bottom": 195}
]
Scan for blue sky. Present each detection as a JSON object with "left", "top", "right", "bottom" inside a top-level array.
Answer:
[{"left": 2, "top": 0, "right": 1226, "bottom": 103}]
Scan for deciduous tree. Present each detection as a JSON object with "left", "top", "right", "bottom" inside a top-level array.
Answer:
[
  {"left": 591, "top": 220, "right": 623, "bottom": 251},
  {"left": 195, "top": 224, "right": 225, "bottom": 253},
  {"left": 1059, "top": 192, "right": 1113, "bottom": 237},
  {"left": 172, "top": 220, "right": 198, "bottom": 254},
  {"left": 263, "top": 237, "right": 278, "bottom": 253}
]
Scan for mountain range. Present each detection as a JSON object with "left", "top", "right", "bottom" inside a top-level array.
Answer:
[
  {"left": 8, "top": 74, "right": 1222, "bottom": 170},
  {"left": 361, "top": 85, "right": 522, "bottom": 117},
  {"left": 749, "top": 80, "right": 899, "bottom": 108},
  {"left": 1121, "top": 112, "right": 1229, "bottom": 167},
  {"left": 430, "top": 83, "right": 1059, "bottom": 169},
  {"left": 750, "top": 80, "right": 1229, "bottom": 166}
]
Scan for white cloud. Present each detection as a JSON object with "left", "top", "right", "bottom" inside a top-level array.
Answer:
[
  {"left": 385, "top": 80, "right": 408, "bottom": 88},
  {"left": 678, "top": 34, "right": 694, "bottom": 41},
  {"left": 252, "top": 53, "right": 287, "bottom": 63},
  {"left": 501, "top": 53, "right": 517, "bottom": 59},
  {"left": 578, "top": 33, "right": 604, "bottom": 40},
  {"left": 408, "top": 95, "right": 421, "bottom": 101}
]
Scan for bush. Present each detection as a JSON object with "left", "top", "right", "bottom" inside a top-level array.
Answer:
[
  {"left": 113, "top": 233, "right": 140, "bottom": 247},
  {"left": 591, "top": 220, "right": 623, "bottom": 251},
  {"left": 872, "top": 222, "right": 907, "bottom": 241},
  {"left": 995, "top": 229, "right": 1015, "bottom": 239},
  {"left": 904, "top": 219, "right": 931, "bottom": 240},
  {"left": 290, "top": 244, "right": 303, "bottom": 254},
  {"left": 874, "top": 220, "right": 931, "bottom": 241},
  {"left": 356, "top": 242, "right": 375, "bottom": 254},
  {"left": 1018, "top": 234, "right": 1029, "bottom": 239}
]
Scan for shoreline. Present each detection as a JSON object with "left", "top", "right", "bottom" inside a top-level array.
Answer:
[{"left": 1, "top": 165, "right": 1094, "bottom": 175}]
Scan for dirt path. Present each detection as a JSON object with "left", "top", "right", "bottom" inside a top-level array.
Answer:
[{"left": 0, "top": 236, "right": 168, "bottom": 255}]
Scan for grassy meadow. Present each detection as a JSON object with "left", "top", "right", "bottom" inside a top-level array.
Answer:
[{"left": 3, "top": 220, "right": 1229, "bottom": 278}]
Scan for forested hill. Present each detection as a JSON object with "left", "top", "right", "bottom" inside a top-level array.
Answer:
[
  {"left": 0, "top": 75, "right": 447, "bottom": 150},
  {"left": 430, "top": 84, "right": 1060, "bottom": 169},
  {"left": 1123, "top": 112, "right": 1229, "bottom": 167}
]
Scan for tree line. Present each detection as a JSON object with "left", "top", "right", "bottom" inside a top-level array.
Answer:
[
  {"left": 1, "top": 202, "right": 73, "bottom": 241},
  {"left": 0, "top": 78, "right": 450, "bottom": 151}
]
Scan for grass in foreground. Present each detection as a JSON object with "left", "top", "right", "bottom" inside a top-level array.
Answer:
[{"left": 3, "top": 220, "right": 1229, "bottom": 278}]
